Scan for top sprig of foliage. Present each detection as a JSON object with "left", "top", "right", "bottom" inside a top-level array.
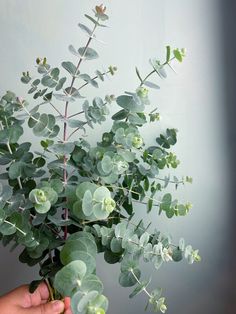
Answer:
[{"left": 0, "top": 4, "right": 200, "bottom": 314}]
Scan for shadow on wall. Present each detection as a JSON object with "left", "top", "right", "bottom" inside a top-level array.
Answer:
[
  {"left": 220, "top": 1, "right": 236, "bottom": 311},
  {"left": 180, "top": 2, "right": 236, "bottom": 313}
]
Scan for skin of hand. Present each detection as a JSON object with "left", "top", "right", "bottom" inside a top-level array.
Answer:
[{"left": 0, "top": 282, "right": 72, "bottom": 314}]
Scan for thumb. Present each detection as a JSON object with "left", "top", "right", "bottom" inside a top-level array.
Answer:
[{"left": 25, "top": 300, "right": 65, "bottom": 314}]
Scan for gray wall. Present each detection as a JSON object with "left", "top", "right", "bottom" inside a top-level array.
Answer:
[{"left": 0, "top": 1, "right": 233, "bottom": 313}]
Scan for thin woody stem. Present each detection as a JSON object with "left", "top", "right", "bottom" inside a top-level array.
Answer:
[
  {"left": 67, "top": 110, "right": 84, "bottom": 119},
  {"left": 140, "top": 57, "right": 175, "bottom": 86},
  {"left": 77, "top": 70, "right": 111, "bottom": 91},
  {"left": 130, "top": 269, "right": 152, "bottom": 298},
  {"left": 62, "top": 19, "right": 99, "bottom": 240}
]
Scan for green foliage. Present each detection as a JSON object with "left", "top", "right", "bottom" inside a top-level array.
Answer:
[{"left": 0, "top": 4, "right": 200, "bottom": 314}]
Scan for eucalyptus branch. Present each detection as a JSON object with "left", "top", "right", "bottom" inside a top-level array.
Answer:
[
  {"left": 3, "top": 220, "right": 26, "bottom": 236},
  {"left": 66, "top": 122, "right": 88, "bottom": 141},
  {"left": 0, "top": 5, "right": 199, "bottom": 313},
  {"left": 106, "top": 184, "right": 162, "bottom": 205},
  {"left": 44, "top": 223, "right": 64, "bottom": 239},
  {"left": 0, "top": 121, "right": 23, "bottom": 190},
  {"left": 62, "top": 18, "right": 99, "bottom": 240},
  {"left": 29, "top": 85, "right": 64, "bottom": 117},
  {"left": 156, "top": 177, "right": 184, "bottom": 185},
  {"left": 49, "top": 101, "right": 64, "bottom": 118},
  {"left": 19, "top": 102, "right": 63, "bottom": 142},
  {"left": 7, "top": 142, "right": 23, "bottom": 190},
  {"left": 130, "top": 269, "right": 152, "bottom": 298},
  {"left": 132, "top": 199, "right": 160, "bottom": 207},
  {"left": 45, "top": 278, "right": 55, "bottom": 301},
  {"left": 140, "top": 56, "right": 175, "bottom": 86},
  {"left": 77, "top": 70, "right": 111, "bottom": 91},
  {"left": 68, "top": 110, "right": 84, "bottom": 119}
]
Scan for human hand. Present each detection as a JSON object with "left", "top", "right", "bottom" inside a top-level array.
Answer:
[{"left": 0, "top": 282, "right": 72, "bottom": 314}]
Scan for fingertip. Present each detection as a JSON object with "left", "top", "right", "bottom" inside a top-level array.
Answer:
[
  {"left": 37, "top": 282, "right": 50, "bottom": 300},
  {"left": 64, "top": 296, "right": 71, "bottom": 309},
  {"left": 51, "top": 300, "right": 65, "bottom": 312}
]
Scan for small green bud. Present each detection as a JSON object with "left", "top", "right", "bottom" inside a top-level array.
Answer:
[
  {"left": 36, "top": 57, "right": 41, "bottom": 64},
  {"left": 132, "top": 135, "right": 143, "bottom": 148},
  {"left": 185, "top": 202, "right": 193, "bottom": 211},
  {"left": 192, "top": 250, "right": 201, "bottom": 262},
  {"left": 181, "top": 48, "right": 187, "bottom": 57},
  {"left": 87, "top": 307, "right": 105, "bottom": 314},
  {"left": 29, "top": 189, "right": 47, "bottom": 204},
  {"left": 102, "top": 132, "right": 112, "bottom": 144},
  {"left": 160, "top": 304, "right": 167, "bottom": 313},
  {"left": 105, "top": 94, "right": 116, "bottom": 104},
  {"left": 150, "top": 112, "right": 160, "bottom": 122},
  {"left": 116, "top": 160, "right": 128, "bottom": 173},
  {"left": 108, "top": 66, "right": 117, "bottom": 75},
  {"left": 185, "top": 176, "right": 193, "bottom": 184},
  {"left": 136, "top": 86, "right": 149, "bottom": 98},
  {"left": 103, "top": 197, "right": 116, "bottom": 213}
]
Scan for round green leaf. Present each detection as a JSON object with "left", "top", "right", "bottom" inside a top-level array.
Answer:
[
  {"left": 88, "top": 294, "right": 109, "bottom": 313},
  {"left": 93, "top": 187, "right": 110, "bottom": 203},
  {"left": 101, "top": 155, "right": 113, "bottom": 174},
  {"left": 71, "top": 290, "right": 98, "bottom": 313},
  {"left": 93, "top": 203, "right": 108, "bottom": 220},
  {"left": 54, "top": 260, "right": 87, "bottom": 297},
  {"left": 80, "top": 274, "right": 103, "bottom": 294},
  {"left": 110, "top": 237, "right": 122, "bottom": 253},
  {"left": 119, "top": 268, "right": 141, "bottom": 287},
  {"left": 63, "top": 250, "right": 96, "bottom": 274},
  {"left": 34, "top": 201, "right": 51, "bottom": 214},
  {"left": 60, "top": 240, "right": 87, "bottom": 265},
  {"left": 82, "top": 190, "right": 93, "bottom": 216},
  {"left": 172, "top": 248, "right": 183, "bottom": 262},
  {"left": 62, "top": 61, "right": 77, "bottom": 76},
  {"left": 116, "top": 95, "right": 144, "bottom": 113},
  {"left": 68, "top": 231, "right": 96, "bottom": 243},
  {"left": 76, "top": 182, "right": 97, "bottom": 199},
  {"left": 129, "top": 280, "right": 151, "bottom": 299},
  {"left": 41, "top": 187, "right": 58, "bottom": 204},
  {"left": 0, "top": 220, "right": 16, "bottom": 235},
  {"left": 78, "top": 47, "right": 99, "bottom": 60}
]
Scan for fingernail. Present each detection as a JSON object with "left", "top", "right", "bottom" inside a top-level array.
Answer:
[{"left": 52, "top": 300, "right": 64, "bottom": 312}]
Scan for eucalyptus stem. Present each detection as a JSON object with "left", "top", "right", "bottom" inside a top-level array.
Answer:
[
  {"left": 62, "top": 18, "right": 99, "bottom": 240},
  {"left": 140, "top": 70, "right": 156, "bottom": 86},
  {"left": 140, "top": 56, "right": 175, "bottom": 87},
  {"left": 106, "top": 184, "right": 162, "bottom": 205},
  {"left": 67, "top": 110, "right": 84, "bottom": 119},
  {"left": 156, "top": 177, "right": 184, "bottom": 185},
  {"left": 49, "top": 102, "right": 64, "bottom": 118},
  {"left": 66, "top": 122, "right": 88, "bottom": 141},
  {"left": 45, "top": 278, "right": 55, "bottom": 301},
  {"left": 77, "top": 70, "right": 111, "bottom": 91},
  {"left": 3, "top": 220, "right": 26, "bottom": 236},
  {"left": 130, "top": 269, "right": 152, "bottom": 298},
  {"left": 6, "top": 142, "right": 23, "bottom": 190}
]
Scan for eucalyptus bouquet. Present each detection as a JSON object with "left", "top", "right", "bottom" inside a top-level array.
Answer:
[{"left": 0, "top": 4, "right": 200, "bottom": 314}]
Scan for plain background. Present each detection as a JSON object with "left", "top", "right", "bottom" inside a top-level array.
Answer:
[{"left": 0, "top": 0, "right": 235, "bottom": 313}]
